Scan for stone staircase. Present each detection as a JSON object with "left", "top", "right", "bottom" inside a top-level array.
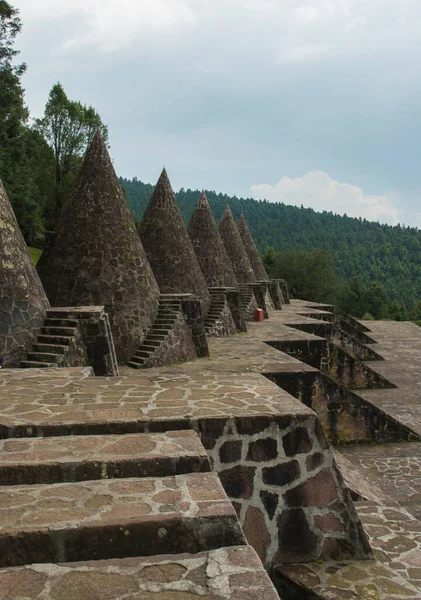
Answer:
[
  {"left": 128, "top": 296, "right": 183, "bottom": 369},
  {"left": 0, "top": 395, "right": 280, "bottom": 600},
  {"left": 21, "top": 311, "right": 86, "bottom": 369},
  {"left": 204, "top": 289, "right": 226, "bottom": 333},
  {"left": 239, "top": 283, "right": 257, "bottom": 317}
]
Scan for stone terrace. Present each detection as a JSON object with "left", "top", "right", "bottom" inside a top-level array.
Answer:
[{"left": 2, "top": 301, "right": 421, "bottom": 598}]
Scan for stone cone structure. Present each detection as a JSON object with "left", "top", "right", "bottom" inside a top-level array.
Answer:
[
  {"left": 238, "top": 214, "right": 268, "bottom": 281},
  {"left": 37, "top": 131, "right": 160, "bottom": 363},
  {"left": 0, "top": 178, "right": 50, "bottom": 367},
  {"left": 139, "top": 169, "right": 210, "bottom": 313},
  {"left": 219, "top": 206, "right": 256, "bottom": 284},
  {"left": 188, "top": 192, "right": 239, "bottom": 289}
]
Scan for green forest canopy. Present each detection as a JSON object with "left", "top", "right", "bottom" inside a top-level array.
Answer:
[{"left": 120, "top": 177, "right": 421, "bottom": 312}]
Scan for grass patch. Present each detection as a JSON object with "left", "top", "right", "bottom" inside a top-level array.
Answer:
[{"left": 28, "top": 247, "right": 42, "bottom": 265}]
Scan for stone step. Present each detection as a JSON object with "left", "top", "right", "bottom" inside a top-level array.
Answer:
[
  {"left": 27, "top": 352, "right": 65, "bottom": 364},
  {"left": 33, "top": 343, "right": 69, "bottom": 354},
  {"left": 135, "top": 350, "right": 154, "bottom": 359},
  {"left": 0, "top": 431, "right": 210, "bottom": 486},
  {"left": 0, "top": 472, "right": 243, "bottom": 567},
  {"left": 41, "top": 326, "right": 78, "bottom": 337},
  {"left": 21, "top": 361, "right": 57, "bottom": 369},
  {"left": 44, "top": 318, "right": 80, "bottom": 328},
  {"left": 0, "top": 546, "right": 279, "bottom": 600},
  {"left": 37, "top": 334, "right": 74, "bottom": 346},
  {"left": 143, "top": 338, "right": 163, "bottom": 346},
  {"left": 149, "top": 328, "right": 171, "bottom": 335},
  {"left": 137, "top": 344, "right": 158, "bottom": 353},
  {"left": 155, "top": 318, "right": 177, "bottom": 325},
  {"left": 130, "top": 357, "right": 149, "bottom": 366},
  {"left": 127, "top": 361, "right": 143, "bottom": 369}
]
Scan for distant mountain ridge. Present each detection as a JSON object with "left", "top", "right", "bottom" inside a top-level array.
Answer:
[{"left": 120, "top": 177, "right": 421, "bottom": 308}]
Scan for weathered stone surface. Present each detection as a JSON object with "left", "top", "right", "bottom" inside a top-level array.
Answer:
[
  {"left": 284, "top": 469, "right": 339, "bottom": 508},
  {"left": 243, "top": 506, "right": 271, "bottom": 564},
  {"left": 237, "top": 214, "right": 268, "bottom": 281},
  {"left": 188, "top": 192, "right": 239, "bottom": 289},
  {"left": 138, "top": 170, "right": 210, "bottom": 314},
  {"left": 262, "top": 460, "right": 300, "bottom": 486},
  {"left": 275, "top": 501, "right": 421, "bottom": 599},
  {"left": 0, "top": 546, "right": 280, "bottom": 600},
  {"left": 0, "top": 472, "right": 243, "bottom": 567},
  {"left": 247, "top": 438, "right": 278, "bottom": 461},
  {"left": 276, "top": 508, "right": 318, "bottom": 561},
  {"left": 260, "top": 490, "right": 279, "bottom": 520},
  {"left": 220, "top": 440, "right": 243, "bottom": 463},
  {"left": 37, "top": 132, "right": 159, "bottom": 363},
  {"left": 0, "top": 178, "right": 50, "bottom": 367},
  {"left": 219, "top": 206, "right": 256, "bottom": 284},
  {"left": 282, "top": 427, "right": 313, "bottom": 456},
  {"left": 0, "top": 431, "right": 210, "bottom": 485},
  {"left": 219, "top": 466, "right": 256, "bottom": 499}
]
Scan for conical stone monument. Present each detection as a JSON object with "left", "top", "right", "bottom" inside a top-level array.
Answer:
[
  {"left": 237, "top": 214, "right": 268, "bottom": 281},
  {"left": 138, "top": 169, "right": 210, "bottom": 313},
  {"left": 218, "top": 206, "right": 256, "bottom": 284},
  {"left": 188, "top": 192, "right": 239, "bottom": 289},
  {"left": 37, "top": 132, "right": 160, "bottom": 363},
  {"left": 0, "top": 178, "right": 50, "bottom": 367}
]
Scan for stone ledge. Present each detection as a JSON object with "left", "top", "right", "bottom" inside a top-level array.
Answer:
[
  {"left": 0, "top": 545, "right": 280, "bottom": 600},
  {"left": 0, "top": 431, "right": 211, "bottom": 485},
  {"left": 0, "top": 472, "right": 244, "bottom": 567}
]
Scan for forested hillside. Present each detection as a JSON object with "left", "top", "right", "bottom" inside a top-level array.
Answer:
[{"left": 120, "top": 177, "right": 421, "bottom": 309}]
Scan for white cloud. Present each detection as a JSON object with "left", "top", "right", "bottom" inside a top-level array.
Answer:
[
  {"left": 17, "top": 0, "right": 196, "bottom": 51},
  {"left": 250, "top": 171, "right": 400, "bottom": 225}
]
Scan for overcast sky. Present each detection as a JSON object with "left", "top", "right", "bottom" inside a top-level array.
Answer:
[{"left": 14, "top": 0, "right": 421, "bottom": 226}]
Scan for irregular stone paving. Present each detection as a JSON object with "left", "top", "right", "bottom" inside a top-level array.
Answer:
[
  {"left": 0, "top": 430, "right": 210, "bottom": 485},
  {"left": 0, "top": 472, "right": 244, "bottom": 567},
  {"left": 0, "top": 545, "right": 280, "bottom": 600},
  {"left": 276, "top": 501, "right": 421, "bottom": 599},
  {"left": 356, "top": 320, "right": 421, "bottom": 437},
  {"left": 0, "top": 372, "right": 313, "bottom": 434},
  {"left": 339, "top": 442, "right": 421, "bottom": 521}
]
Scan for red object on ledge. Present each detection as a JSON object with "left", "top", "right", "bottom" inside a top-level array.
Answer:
[{"left": 254, "top": 308, "right": 264, "bottom": 321}]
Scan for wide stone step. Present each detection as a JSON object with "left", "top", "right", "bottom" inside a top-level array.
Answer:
[
  {"left": 21, "top": 361, "right": 57, "bottom": 369},
  {"left": 0, "top": 472, "right": 243, "bottom": 567},
  {"left": 129, "top": 356, "right": 147, "bottom": 365},
  {"left": 27, "top": 352, "right": 64, "bottom": 364},
  {"left": 0, "top": 431, "right": 210, "bottom": 485},
  {"left": 0, "top": 546, "right": 279, "bottom": 600},
  {"left": 135, "top": 350, "right": 154, "bottom": 359},
  {"left": 149, "top": 328, "right": 171, "bottom": 335},
  {"left": 143, "top": 339, "right": 162, "bottom": 346},
  {"left": 155, "top": 318, "right": 177, "bottom": 326},
  {"left": 127, "top": 361, "right": 143, "bottom": 369},
  {"left": 37, "top": 334, "right": 74, "bottom": 346},
  {"left": 41, "top": 326, "right": 78, "bottom": 336},
  {"left": 44, "top": 318, "right": 79, "bottom": 328},
  {"left": 137, "top": 344, "right": 158, "bottom": 353},
  {"left": 33, "top": 343, "right": 69, "bottom": 354}
]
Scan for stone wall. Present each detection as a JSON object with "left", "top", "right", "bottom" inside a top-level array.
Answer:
[
  {"left": 197, "top": 414, "right": 371, "bottom": 568},
  {"left": 206, "top": 299, "right": 237, "bottom": 338},
  {"left": 46, "top": 307, "right": 118, "bottom": 376},
  {"left": 0, "top": 180, "right": 50, "bottom": 367},
  {"left": 266, "top": 370, "right": 419, "bottom": 444},
  {"left": 142, "top": 309, "right": 199, "bottom": 368},
  {"left": 179, "top": 296, "right": 210, "bottom": 358},
  {"left": 267, "top": 338, "right": 393, "bottom": 390},
  {"left": 287, "top": 321, "right": 382, "bottom": 361},
  {"left": 268, "top": 281, "right": 283, "bottom": 310},
  {"left": 225, "top": 288, "right": 247, "bottom": 332}
]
